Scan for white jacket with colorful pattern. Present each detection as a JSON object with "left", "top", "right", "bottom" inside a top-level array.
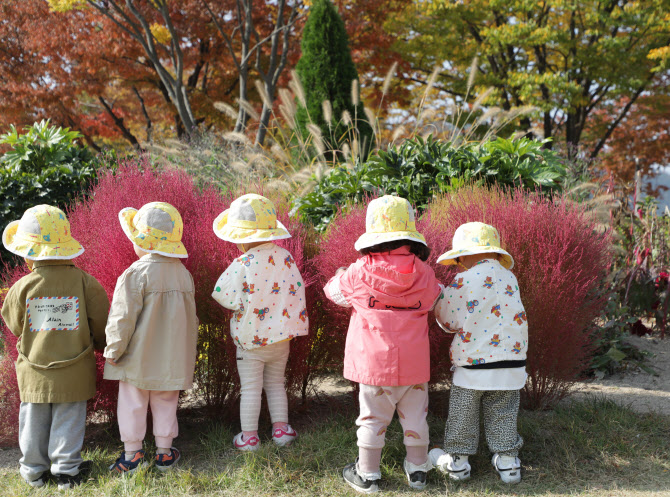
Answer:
[
  {"left": 212, "top": 243, "right": 308, "bottom": 350},
  {"left": 435, "top": 259, "right": 528, "bottom": 367}
]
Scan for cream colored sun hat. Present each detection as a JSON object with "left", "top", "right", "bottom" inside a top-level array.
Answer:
[
  {"left": 436, "top": 222, "right": 514, "bottom": 269},
  {"left": 119, "top": 202, "right": 187, "bottom": 258},
  {"left": 354, "top": 195, "right": 426, "bottom": 251},
  {"left": 2, "top": 205, "right": 84, "bottom": 260},
  {"left": 213, "top": 194, "right": 291, "bottom": 243}
]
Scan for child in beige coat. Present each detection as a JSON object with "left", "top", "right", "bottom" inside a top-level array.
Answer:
[{"left": 104, "top": 202, "right": 198, "bottom": 473}]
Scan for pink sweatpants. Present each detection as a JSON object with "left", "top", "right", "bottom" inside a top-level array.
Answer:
[
  {"left": 117, "top": 381, "right": 180, "bottom": 452},
  {"left": 356, "top": 383, "right": 430, "bottom": 449}
]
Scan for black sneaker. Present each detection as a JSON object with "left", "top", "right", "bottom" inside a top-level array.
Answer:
[
  {"left": 342, "top": 460, "right": 380, "bottom": 494},
  {"left": 55, "top": 460, "right": 92, "bottom": 490},
  {"left": 26, "top": 471, "right": 49, "bottom": 488},
  {"left": 155, "top": 447, "right": 181, "bottom": 471}
]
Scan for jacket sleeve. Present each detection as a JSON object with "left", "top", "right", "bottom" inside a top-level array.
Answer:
[
  {"left": 323, "top": 264, "right": 355, "bottom": 308},
  {"left": 0, "top": 285, "right": 23, "bottom": 337},
  {"left": 434, "top": 276, "right": 467, "bottom": 333},
  {"left": 84, "top": 273, "right": 110, "bottom": 351},
  {"left": 103, "top": 268, "right": 144, "bottom": 360},
  {"left": 211, "top": 261, "right": 244, "bottom": 311}
]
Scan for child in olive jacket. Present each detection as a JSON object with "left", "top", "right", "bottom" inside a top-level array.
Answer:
[{"left": 1, "top": 205, "right": 109, "bottom": 490}]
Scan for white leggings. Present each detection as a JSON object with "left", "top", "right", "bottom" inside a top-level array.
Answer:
[{"left": 236, "top": 340, "right": 290, "bottom": 431}]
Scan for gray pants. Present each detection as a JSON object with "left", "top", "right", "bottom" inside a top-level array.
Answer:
[
  {"left": 18, "top": 401, "right": 87, "bottom": 481},
  {"left": 444, "top": 386, "right": 523, "bottom": 457}
]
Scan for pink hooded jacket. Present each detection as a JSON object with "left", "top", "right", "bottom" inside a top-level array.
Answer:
[{"left": 324, "top": 247, "right": 442, "bottom": 386}]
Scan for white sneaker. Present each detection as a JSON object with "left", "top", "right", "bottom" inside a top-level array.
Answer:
[
  {"left": 429, "top": 448, "right": 471, "bottom": 480},
  {"left": 403, "top": 458, "right": 432, "bottom": 490},
  {"left": 492, "top": 454, "right": 521, "bottom": 483},
  {"left": 272, "top": 425, "right": 298, "bottom": 447},
  {"left": 233, "top": 432, "right": 260, "bottom": 452}
]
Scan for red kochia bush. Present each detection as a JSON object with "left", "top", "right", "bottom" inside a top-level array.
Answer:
[
  {"left": 0, "top": 266, "right": 29, "bottom": 446},
  {"left": 313, "top": 186, "right": 610, "bottom": 410},
  {"left": 426, "top": 186, "right": 611, "bottom": 409}
]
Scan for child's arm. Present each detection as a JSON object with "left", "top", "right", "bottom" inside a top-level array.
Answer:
[
  {"left": 211, "top": 262, "right": 244, "bottom": 311},
  {"left": 323, "top": 265, "right": 354, "bottom": 308},
  {"left": 0, "top": 286, "right": 23, "bottom": 337},
  {"left": 84, "top": 274, "right": 110, "bottom": 351},
  {"left": 434, "top": 277, "right": 467, "bottom": 333},
  {"left": 103, "top": 269, "right": 144, "bottom": 363}
]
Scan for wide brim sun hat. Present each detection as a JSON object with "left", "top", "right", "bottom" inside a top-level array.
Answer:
[
  {"left": 119, "top": 201, "right": 187, "bottom": 258},
  {"left": 213, "top": 193, "right": 291, "bottom": 243},
  {"left": 2, "top": 205, "right": 84, "bottom": 260},
  {"left": 436, "top": 221, "right": 514, "bottom": 269},
  {"left": 354, "top": 195, "right": 427, "bottom": 251}
]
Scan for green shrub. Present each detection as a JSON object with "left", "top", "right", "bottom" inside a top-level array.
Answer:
[
  {"left": 293, "top": 135, "right": 566, "bottom": 230},
  {"left": 294, "top": 0, "right": 374, "bottom": 161},
  {"left": 0, "top": 120, "right": 97, "bottom": 264}
]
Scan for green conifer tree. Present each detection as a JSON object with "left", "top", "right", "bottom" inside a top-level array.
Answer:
[{"left": 295, "top": 0, "right": 374, "bottom": 161}]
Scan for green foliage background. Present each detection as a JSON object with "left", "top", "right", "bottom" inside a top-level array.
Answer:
[{"left": 0, "top": 121, "right": 97, "bottom": 264}]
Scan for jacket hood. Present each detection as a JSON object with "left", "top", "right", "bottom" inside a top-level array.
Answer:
[{"left": 358, "top": 250, "right": 436, "bottom": 309}]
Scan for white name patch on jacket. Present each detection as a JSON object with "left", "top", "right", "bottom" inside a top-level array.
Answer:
[{"left": 26, "top": 297, "right": 79, "bottom": 332}]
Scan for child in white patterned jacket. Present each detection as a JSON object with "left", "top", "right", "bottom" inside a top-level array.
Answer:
[
  {"left": 430, "top": 222, "right": 528, "bottom": 484},
  {"left": 211, "top": 194, "right": 308, "bottom": 451}
]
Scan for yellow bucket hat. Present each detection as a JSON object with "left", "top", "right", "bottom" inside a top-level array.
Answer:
[
  {"left": 213, "top": 194, "right": 291, "bottom": 243},
  {"left": 2, "top": 205, "right": 84, "bottom": 260},
  {"left": 119, "top": 202, "right": 187, "bottom": 258},
  {"left": 354, "top": 195, "right": 426, "bottom": 251},
  {"left": 436, "top": 222, "right": 514, "bottom": 269}
]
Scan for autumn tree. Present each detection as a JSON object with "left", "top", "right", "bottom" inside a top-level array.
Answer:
[
  {"left": 388, "top": 0, "right": 670, "bottom": 158},
  {"left": 295, "top": 0, "right": 374, "bottom": 160}
]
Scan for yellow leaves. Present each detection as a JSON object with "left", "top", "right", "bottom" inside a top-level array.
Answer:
[
  {"left": 150, "top": 23, "right": 172, "bottom": 45},
  {"left": 648, "top": 46, "right": 670, "bottom": 60},
  {"left": 46, "top": 0, "right": 88, "bottom": 12}
]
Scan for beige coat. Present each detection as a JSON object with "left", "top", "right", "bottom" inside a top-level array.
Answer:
[
  {"left": 103, "top": 254, "right": 198, "bottom": 390},
  {"left": 1, "top": 260, "right": 109, "bottom": 403}
]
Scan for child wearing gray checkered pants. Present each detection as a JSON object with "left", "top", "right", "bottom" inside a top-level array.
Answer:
[{"left": 431, "top": 223, "right": 528, "bottom": 484}]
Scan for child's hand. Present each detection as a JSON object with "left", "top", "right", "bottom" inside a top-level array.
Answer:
[{"left": 106, "top": 358, "right": 118, "bottom": 366}]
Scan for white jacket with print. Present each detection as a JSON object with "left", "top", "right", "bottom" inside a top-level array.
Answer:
[
  {"left": 212, "top": 243, "right": 309, "bottom": 350},
  {"left": 434, "top": 259, "right": 528, "bottom": 367}
]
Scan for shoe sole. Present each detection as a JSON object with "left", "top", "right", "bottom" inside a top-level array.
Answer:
[
  {"left": 273, "top": 437, "right": 296, "bottom": 447},
  {"left": 109, "top": 461, "right": 148, "bottom": 475},
  {"left": 447, "top": 467, "right": 471, "bottom": 481},
  {"left": 494, "top": 468, "right": 521, "bottom": 484},
  {"left": 343, "top": 477, "right": 379, "bottom": 494},
  {"left": 155, "top": 454, "right": 181, "bottom": 472}
]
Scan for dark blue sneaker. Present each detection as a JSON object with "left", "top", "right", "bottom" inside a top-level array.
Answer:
[
  {"left": 109, "top": 450, "right": 147, "bottom": 475},
  {"left": 155, "top": 448, "right": 181, "bottom": 471}
]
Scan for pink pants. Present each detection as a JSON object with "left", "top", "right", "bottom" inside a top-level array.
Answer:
[
  {"left": 356, "top": 383, "right": 430, "bottom": 450},
  {"left": 117, "top": 381, "right": 180, "bottom": 452}
]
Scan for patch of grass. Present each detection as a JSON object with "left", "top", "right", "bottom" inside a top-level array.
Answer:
[{"left": 0, "top": 396, "right": 668, "bottom": 496}]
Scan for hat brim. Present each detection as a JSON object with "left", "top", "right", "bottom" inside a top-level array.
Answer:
[
  {"left": 437, "top": 247, "right": 514, "bottom": 270},
  {"left": 118, "top": 208, "right": 188, "bottom": 259},
  {"left": 354, "top": 231, "right": 427, "bottom": 251},
  {"left": 212, "top": 210, "right": 292, "bottom": 243},
  {"left": 2, "top": 220, "right": 84, "bottom": 261}
]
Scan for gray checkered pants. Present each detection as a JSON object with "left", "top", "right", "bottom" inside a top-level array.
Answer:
[{"left": 443, "top": 385, "right": 523, "bottom": 457}]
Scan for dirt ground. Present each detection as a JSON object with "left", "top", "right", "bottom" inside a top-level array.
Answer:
[
  {"left": 1, "top": 335, "right": 669, "bottom": 472},
  {"left": 573, "top": 334, "right": 670, "bottom": 415}
]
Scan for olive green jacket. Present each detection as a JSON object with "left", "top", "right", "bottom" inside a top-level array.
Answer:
[{"left": 1, "top": 260, "right": 109, "bottom": 403}]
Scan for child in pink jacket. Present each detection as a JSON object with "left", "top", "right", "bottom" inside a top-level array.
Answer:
[{"left": 324, "top": 196, "right": 442, "bottom": 493}]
